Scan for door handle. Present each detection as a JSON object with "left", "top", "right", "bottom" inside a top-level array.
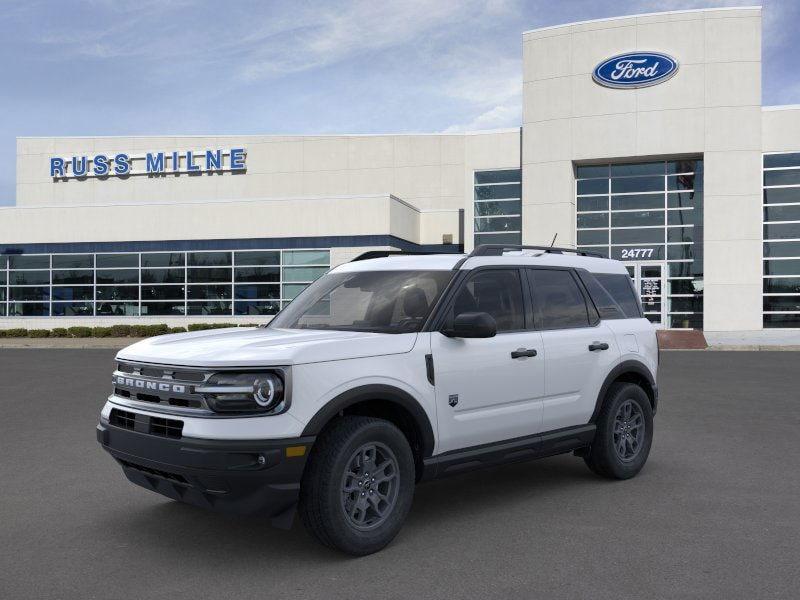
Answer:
[
  {"left": 588, "top": 342, "right": 610, "bottom": 351},
  {"left": 511, "top": 348, "right": 538, "bottom": 359}
]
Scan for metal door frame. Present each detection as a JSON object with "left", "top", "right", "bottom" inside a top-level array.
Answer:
[{"left": 626, "top": 261, "right": 667, "bottom": 329}]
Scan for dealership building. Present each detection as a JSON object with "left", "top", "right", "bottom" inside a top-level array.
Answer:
[{"left": 2, "top": 6, "right": 799, "bottom": 334}]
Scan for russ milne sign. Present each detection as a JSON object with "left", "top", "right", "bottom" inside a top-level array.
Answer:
[
  {"left": 50, "top": 148, "right": 246, "bottom": 179},
  {"left": 592, "top": 52, "right": 678, "bottom": 89}
]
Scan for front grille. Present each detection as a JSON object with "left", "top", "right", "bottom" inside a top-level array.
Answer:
[
  {"left": 112, "top": 361, "right": 212, "bottom": 413},
  {"left": 119, "top": 459, "right": 189, "bottom": 484},
  {"left": 114, "top": 387, "right": 203, "bottom": 409},
  {"left": 149, "top": 416, "right": 183, "bottom": 439},
  {"left": 119, "top": 362, "right": 205, "bottom": 382},
  {"left": 109, "top": 408, "right": 136, "bottom": 430},
  {"left": 108, "top": 408, "right": 184, "bottom": 439}
]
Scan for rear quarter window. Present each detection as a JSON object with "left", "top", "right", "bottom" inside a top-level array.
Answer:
[{"left": 582, "top": 272, "right": 643, "bottom": 319}]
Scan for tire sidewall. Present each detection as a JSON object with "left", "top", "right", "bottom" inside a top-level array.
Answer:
[
  {"left": 597, "top": 384, "right": 654, "bottom": 479},
  {"left": 321, "top": 420, "right": 415, "bottom": 554}
]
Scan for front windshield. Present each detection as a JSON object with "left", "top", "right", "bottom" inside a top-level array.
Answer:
[{"left": 269, "top": 270, "right": 454, "bottom": 334}]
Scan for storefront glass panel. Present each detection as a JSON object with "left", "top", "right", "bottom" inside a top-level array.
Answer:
[
  {"left": 576, "top": 159, "right": 704, "bottom": 329},
  {"left": 763, "top": 153, "right": 800, "bottom": 328},
  {"left": 474, "top": 169, "right": 521, "bottom": 247},
  {"left": 0, "top": 249, "right": 329, "bottom": 318}
]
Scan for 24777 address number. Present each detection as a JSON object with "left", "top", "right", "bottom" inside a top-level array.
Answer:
[{"left": 620, "top": 248, "right": 655, "bottom": 259}]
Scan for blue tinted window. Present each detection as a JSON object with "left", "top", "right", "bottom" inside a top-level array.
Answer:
[
  {"left": 474, "top": 170, "right": 520, "bottom": 184},
  {"left": 474, "top": 170, "right": 522, "bottom": 246},
  {"left": 611, "top": 162, "right": 663, "bottom": 177},
  {"left": 9, "top": 255, "right": 49, "bottom": 269},
  {"left": 141, "top": 253, "right": 185, "bottom": 267},
  {"left": 764, "top": 259, "right": 800, "bottom": 276},
  {"left": 96, "top": 254, "right": 137, "bottom": 268},
  {"left": 764, "top": 153, "right": 800, "bottom": 168},
  {"left": 577, "top": 179, "right": 608, "bottom": 195},
  {"left": 187, "top": 302, "right": 232, "bottom": 315},
  {"left": 52, "top": 254, "right": 93, "bottom": 269},
  {"left": 577, "top": 196, "right": 608, "bottom": 212},
  {"left": 475, "top": 200, "right": 521, "bottom": 217},
  {"left": 577, "top": 213, "right": 608, "bottom": 228},
  {"left": 764, "top": 170, "right": 800, "bottom": 187},
  {"left": 474, "top": 184, "right": 521, "bottom": 200},
  {"left": 577, "top": 230, "right": 609, "bottom": 245},
  {"left": 611, "top": 176, "right": 664, "bottom": 194},
  {"left": 576, "top": 165, "right": 608, "bottom": 178},
  {"left": 611, "top": 211, "right": 664, "bottom": 228}
]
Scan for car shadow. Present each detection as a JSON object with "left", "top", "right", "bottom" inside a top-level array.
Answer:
[{"left": 97, "top": 453, "right": 613, "bottom": 563}]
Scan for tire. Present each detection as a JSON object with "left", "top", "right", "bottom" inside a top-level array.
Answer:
[
  {"left": 298, "top": 415, "right": 415, "bottom": 555},
  {"left": 584, "top": 382, "right": 654, "bottom": 480}
]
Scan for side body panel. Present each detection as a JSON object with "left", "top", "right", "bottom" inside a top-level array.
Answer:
[
  {"left": 430, "top": 329, "right": 545, "bottom": 454},
  {"left": 603, "top": 317, "right": 659, "bottom": 383},
  {"left": 289, "top": 334, "right": 438, "bottom": 448},
  {"left": 539, "top": 322, "right": 622, "bottom": 431}
]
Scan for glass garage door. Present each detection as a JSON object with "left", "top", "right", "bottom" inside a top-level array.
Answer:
[
  {"left": 474, "top": 169, "right": 522, "bottom": 247},
  {"left": 576, "top": 159, "right": 704, "bottom": 329},
  {"left": 763, "top": 152, "right": 800, "bottom": 328}
]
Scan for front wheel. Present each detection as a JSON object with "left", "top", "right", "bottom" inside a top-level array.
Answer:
[
  {"left": 299, "top": 416, "right": 415, "bottom": 555},
  {"left": 584, "top": 382, "right": 654, "bottom": 479}
]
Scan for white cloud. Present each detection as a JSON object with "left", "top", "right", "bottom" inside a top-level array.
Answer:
[
  {"left": 236, "top": 0, "right": 474, "bottom": 81},
  {"left": 442, "top": 102, "right": 521, "bottom": 132}
]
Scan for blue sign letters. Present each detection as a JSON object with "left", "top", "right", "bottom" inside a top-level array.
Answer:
[{"left": 50, "top": 148, "right": 247, "bottom": 179}]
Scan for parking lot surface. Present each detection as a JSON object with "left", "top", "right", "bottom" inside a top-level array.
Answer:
[{"left": 1, "top": 350, "right": 798, "bottom": 600}]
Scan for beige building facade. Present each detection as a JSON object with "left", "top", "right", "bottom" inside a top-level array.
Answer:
[{"left": 2, "top": 6, "right": 800, "bottom": 332}]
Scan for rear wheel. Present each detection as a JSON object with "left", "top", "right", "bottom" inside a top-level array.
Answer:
[
  {"left": 584, "top": 382, "right": 653, "bottom": 479},
  {"left": 299, "top": 416, "right": 415, "bottom": 555}
]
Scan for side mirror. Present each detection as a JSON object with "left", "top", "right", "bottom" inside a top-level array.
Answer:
[{"left": 443, "top": 312, "right": 497, "bottom": 338}]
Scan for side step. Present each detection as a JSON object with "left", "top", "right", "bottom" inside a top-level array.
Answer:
[{"left": 421, "top": 424, "right": 595, "bottom": 481}]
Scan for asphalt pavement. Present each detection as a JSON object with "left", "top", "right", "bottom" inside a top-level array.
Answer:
[{"left": 1, "top": 349, "right": 798, "bottom": 600}]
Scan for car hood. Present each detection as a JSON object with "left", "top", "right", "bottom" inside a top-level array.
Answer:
[{"left": 115, "top": 327, "right": 419, "bottom": 367}]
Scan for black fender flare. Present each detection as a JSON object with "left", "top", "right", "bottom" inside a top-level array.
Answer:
[
  {"left": 301, "top": 384, "right": 436, "bottom": 458},
  {"left": 590, "top": 360, "right": 657, "bottom": 422}
]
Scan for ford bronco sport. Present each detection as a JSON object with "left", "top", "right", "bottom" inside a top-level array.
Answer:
[{"left": 97, "top": 244, "right": 658, "bottom": 555}]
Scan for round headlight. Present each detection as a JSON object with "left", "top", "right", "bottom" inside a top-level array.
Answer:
[
  {"left": 201, "top": 371, "right": 286, "bottom": 413},
  {"left": 254, "top": 374, "right": 284, "bottom": 408}
]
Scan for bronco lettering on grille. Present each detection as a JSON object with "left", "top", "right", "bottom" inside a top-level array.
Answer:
[{"left": 113, "top": 376, "right": 186, "bottom": 394}]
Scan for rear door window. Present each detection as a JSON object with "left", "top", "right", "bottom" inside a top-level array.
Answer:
[{"left": 528, "top": 269, "right": 591, "bottom": 329}]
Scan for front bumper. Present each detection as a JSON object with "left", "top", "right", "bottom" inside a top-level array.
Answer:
[{"left": 97, "top": 421, "right": 315, "bottom": 528}]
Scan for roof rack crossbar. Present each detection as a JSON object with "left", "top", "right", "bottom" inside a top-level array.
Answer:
[{"left": 452, "top": 244, "right": 604, "bottom": 269}]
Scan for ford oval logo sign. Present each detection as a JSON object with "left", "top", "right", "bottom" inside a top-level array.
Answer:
[{"left": 593, "top": 52, "right": 679, "bottom": 89}]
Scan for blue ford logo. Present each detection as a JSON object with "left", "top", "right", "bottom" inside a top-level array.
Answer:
[{"left": 593, "top": 52, "right": 678, "bottom": 89}]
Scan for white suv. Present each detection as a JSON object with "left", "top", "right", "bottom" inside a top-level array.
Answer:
[{"left": 97, "top": 244, "right": 658, "bottom": 555}]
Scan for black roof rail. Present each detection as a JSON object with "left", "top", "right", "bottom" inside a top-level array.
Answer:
[
  {"left": 350, "top": 250, "right": 442, "bottom": 262},
  {"left": 452, "top": 244, "right": 604, "bottom": 270}
]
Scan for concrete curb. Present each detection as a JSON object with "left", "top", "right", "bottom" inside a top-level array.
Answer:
[
  {"left": 662, "top": 345, "right": 800, "bottom": 351},
  {"left": 707, "top": 345, "right": 800, "bottom": 351}
]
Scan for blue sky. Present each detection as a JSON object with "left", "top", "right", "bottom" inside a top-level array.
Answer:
[{"left": 1, "top": 0, "right": 798, "bottom": 206}]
